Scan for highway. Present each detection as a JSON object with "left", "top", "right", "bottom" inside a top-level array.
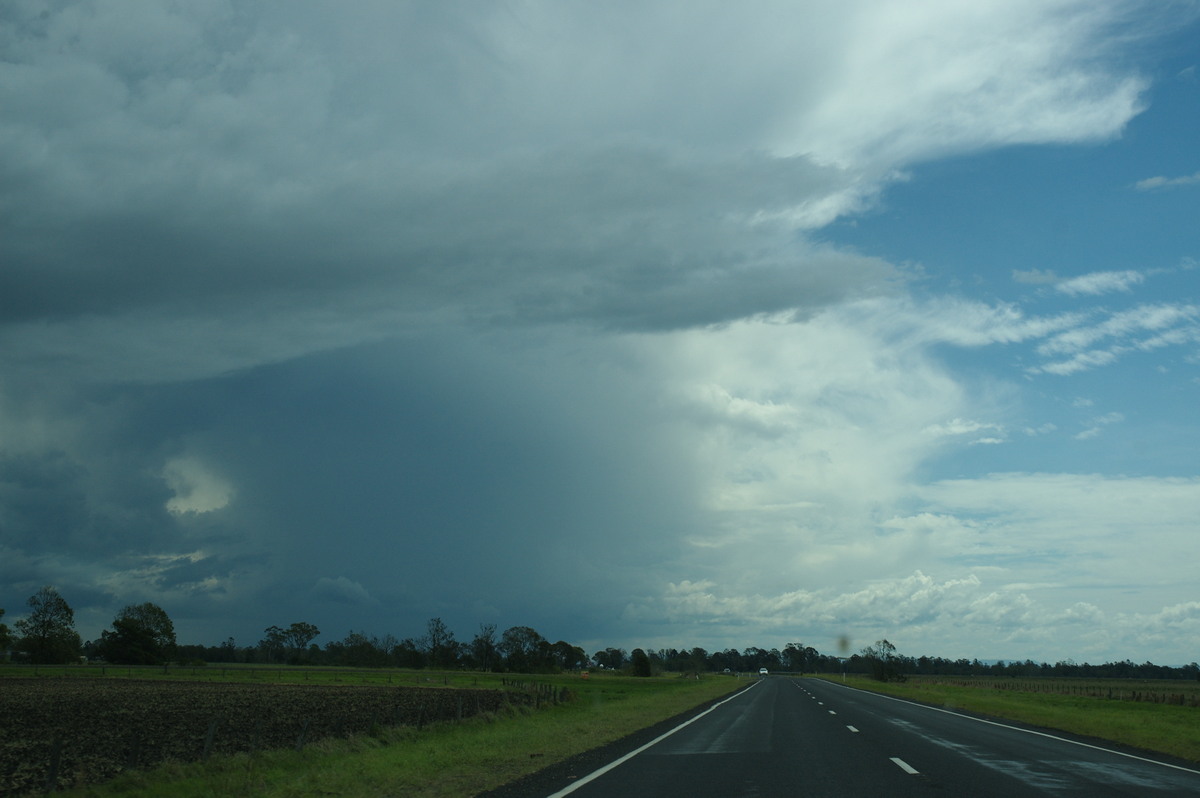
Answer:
[{"left": 532, "top": 676, "right": 1200, "bottom": 797}]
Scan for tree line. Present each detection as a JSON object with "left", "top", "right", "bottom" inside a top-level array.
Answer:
[
  {"left": 3, "top": 587, "right": 1198, "bottom": 682},
  {"left": 202, "top": 618, "right": 591, "bottom": 673}
]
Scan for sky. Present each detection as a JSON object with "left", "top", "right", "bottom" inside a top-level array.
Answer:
[{"left": 2, "top": 0, "right": 1199, "bottom": 666}]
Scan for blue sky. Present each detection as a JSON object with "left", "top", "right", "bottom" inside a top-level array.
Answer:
[
  {"left": 2, "top": 1, "right": 1198, "bottom": 665},
  {"left": 824, "top": 38, "right": 1200, "bottom": 482}
]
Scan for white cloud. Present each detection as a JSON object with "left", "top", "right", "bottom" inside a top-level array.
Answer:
[
  {"left": 775, "top": 0, "right": 1149, "bottom": 167},
  {"left": 1055, "top": 269, "right": 1145, "bottom": 296},
  {"left": 1024, "top": 423, "right": 1058, "bottom": 436},
  {"left": 1074, "top": 411, "right": 1125, "bottom": 440},
  {"left": 650, "top": 310, "right": 972, "bottom": 540},
  {"left": 163, "top": 456, "right": 234, "bottom": 515},
  {"left": 839, "top": 296, "right": 1086, "bottom": 348},
  {"left": 1135, "top": 171, "right": 1200, "bottom": 190},
  {"left": 1037, "top": 349, "right": 1121, "bottom": 375},
  {"left": 1031, "top": 303, "right": 1200, "bottom": 374},
  {"left": 627, "top": 566, "right": 1200, "bottom": 662},
  {"left": 923, "top": 419, "right": 1007, "bottom": 447},
  {"left": 311, "top": 576, "right": 378, "bottom": 606}
]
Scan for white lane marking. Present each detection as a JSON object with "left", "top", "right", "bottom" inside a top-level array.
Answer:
[
  {"left": 545, "top": 681, "right": 762, "bottom": 797},
  {"left": 828, "top": 710, "right": 837, "bottom": 715},
  {"left": 891, "top": 757, "right": 920, "bottom": 774},
  {"left": 811, "top": 679, "right": 1200, "bottom": 777},
  {"left": 847, "top": 726, "right": 859, "bottom": 733}
]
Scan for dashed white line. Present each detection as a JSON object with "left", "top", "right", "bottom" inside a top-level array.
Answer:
[
  {"left": 828, "top": 710, "right": 837, "bottom": 715},
  {"left": 891, "top": 757, "right": 920, "bottom": 775},
  {"left": 813, "top": 678, "right": 1200, "bottom": 777},
  {"left": 847, "top": 725, "right": 859, "bottom": 733}
]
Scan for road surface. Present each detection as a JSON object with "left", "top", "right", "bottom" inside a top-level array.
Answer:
[{"left": 528, "top": 676, "right": 1200, "bottom": 797}]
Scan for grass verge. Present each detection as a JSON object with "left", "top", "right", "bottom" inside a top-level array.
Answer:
[
  {"left": 813, "top": 675, "right": 1200, "bottom": 763},
  {"left": 59, "top": 673, "right": 746, "bottom": 797}
]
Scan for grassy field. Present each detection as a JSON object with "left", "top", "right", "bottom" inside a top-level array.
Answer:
[
  {"left": 814, "top": 674, "right": 1200, "bottom": 763},
  {"left": 18, "top": 666, "right": 1195, "bottom": 795},
  {"left": 12, "top": 669, "right": 745, "bottom": 797},
  {"left": 896, "top": 673, "right": 1200, "bottom": 705},
  {"left": 3, "top": 662, "right": 512, "bottom": 689}
]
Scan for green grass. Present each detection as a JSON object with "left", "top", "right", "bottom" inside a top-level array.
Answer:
[
  {"left": 56, "top": 672, "right": 746, "bottom": 797},
  {"left": 813, "top": 674, "right": 1200, "bottom": 763}
]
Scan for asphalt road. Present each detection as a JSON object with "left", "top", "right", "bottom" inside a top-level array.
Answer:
[{"left": 521, "top": 676, "right": 1200, "bottom": 797}]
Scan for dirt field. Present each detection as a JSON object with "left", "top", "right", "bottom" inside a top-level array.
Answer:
[{"left": 1, "top": 678, "right": 524, "bottom": 795}]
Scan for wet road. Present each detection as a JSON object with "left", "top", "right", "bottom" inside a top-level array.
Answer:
[{"left": 538, "top": 677, "right": 1200, "bottom": 797}]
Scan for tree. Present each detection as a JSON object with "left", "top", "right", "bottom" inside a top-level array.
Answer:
[
  {"left": 550, "top": 640, "right": 588, "bottom": 671},
  {"left": 500, "top": 626, "right": 549, "bottom": 672},
  {"left": 0, "top": 608, "right": 11, "bottom": 655},
  {"left": 259, "top": 625, "right": 287, "bottom": 663},
  {"left": 861, "top": 639, "right": 905, "bottom": 682},
  {"left": 421, "top": 617, "right": 458, "bottom": 669},
  {"left": 14, "top": 586, "right": 81, "bottom": 664},
  {"left": 593, "top": 647, "right": 627, "bottom": 670},
  {"left": 470, "top": 623, "right": 499, "bottom": 671},
  {"left": 326, "top": 630, "right": 388, "bottom": 667},
  {"left": 392, "top": 637, "right": 425, "bottom": 669},
  {"left": 784, "top": 643, "right": 818, "bottom": 673},
  {"left": 99, "top": 603, "right": 177, "bottom": 665},
  {"left": 282, "top": 622, "right": 320, "bottom": 663},
  {"left": 630, "top": 648, "right": 653, "bottom": 677}
]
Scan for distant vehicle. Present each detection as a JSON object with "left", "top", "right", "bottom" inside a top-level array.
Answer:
[{"left": 759, "top": 667, "right": 768, "bottom": 675}]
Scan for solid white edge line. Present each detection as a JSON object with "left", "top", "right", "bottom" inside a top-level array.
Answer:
[
  {"left": 544, "top": 680, "right": 762, "bottom": 798},
  {"left": 814, "top": 679, "right": 1200, "bottom": 776},
  {"left": 891, "top": 756, "right": 920, "bottom": 774}
]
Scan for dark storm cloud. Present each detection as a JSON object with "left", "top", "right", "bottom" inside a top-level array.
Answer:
[
  {"left": 1, "top": 141, "right": 891, "bottom": 338},
  {"left": 0, "top": 331, "right": 698, "bottom": 643},
  {"left": 1, "top": 1, "right": 895, "bottom": 353},
  {"left": 5, "top": 1, "right": 1196, "bottom": 663},
  {"left": 0, "top": 443, "right": 182, "bottom": 560}
]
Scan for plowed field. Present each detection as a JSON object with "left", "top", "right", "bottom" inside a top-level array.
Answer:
[{"left": 1, "top": 678, "right": 525, "bottom": 795}]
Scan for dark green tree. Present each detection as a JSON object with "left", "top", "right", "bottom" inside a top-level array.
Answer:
[
  {"left": 861, "top": 639, "right": 905, "bottom": 682},
  {"left": 99, "top": 602, "right": 177, "bottom": 665},
  {"left": 630, "top": 648, "right": 653, "bottom": 677},
  {"left": 392, "top": 637, "right": 425, "bottom": 669},
  {"left": 259, "top": 625, "right": 287, "bottom": 663},
  {"left": 500, "top": 625, "right": 549, "bottom": 672},
  {"left": 421, "top": 617, "right": 458, "bottom": 669},
  {"left": 14, "top": 586, "right": 81, "bottom": 664},
  {"left": 593, "top": 647, "right": 627, "bottom": 670},
  {"left": 0, "top": 608, "right": 10, "bottom": 655},
  {"left": 326, "top": 630, "right": 388, "bottom": 667},
  {"left": 470, "top": 623, "right": 499, "bottom": 671},
  {"left": 282, "top": 622, "right": 320, "bottom": 663},
  {"left": 550, "top": 640, "right": 588, "bottom": 671}
]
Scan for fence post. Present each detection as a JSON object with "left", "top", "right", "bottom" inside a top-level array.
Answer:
[
  {"left": 203, "top": 720, "right": 218, "bottom": 760},
  {"left": 125, "top": 732, "right": 142, "bottom": 770},
  {"left": 45, "top": 733, "right": 63, "bottom": 794}
]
